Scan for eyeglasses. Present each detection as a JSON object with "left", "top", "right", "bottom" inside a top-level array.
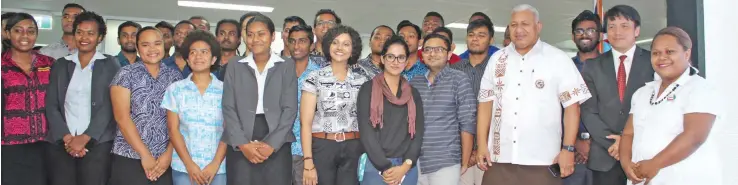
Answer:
[
  {"left": 316, "top": 20, "right": 337, "bottom": 27},
  {"left": 288, "top": 38, "right": 311, "bottom": 45},
  {"left": 422, "top": 46, "right": 448, "bottom": 53},
  {"left": 574, "top": 28, "right": 598, "bottom": 36},
  {"left": 383, "top": 54, "right": 408, "bottom": 63}
]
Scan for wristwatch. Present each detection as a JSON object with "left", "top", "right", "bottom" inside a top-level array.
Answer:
[
  {"left": 580, "top": 132, "right": 590, "bottom": 140},
  {"left": 404, "top": 159, "right": 413, "bottom": 166},
  {"left": 562, "top": 145, "right": 576, "bottom": 152}
]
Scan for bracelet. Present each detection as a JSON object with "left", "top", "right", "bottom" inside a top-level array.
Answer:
[
  {"left": 302, "top": 157, "right": 313, "bottom": 161},
  {"left": 304, "top": 166, "right": 315, "bottom": 171}
]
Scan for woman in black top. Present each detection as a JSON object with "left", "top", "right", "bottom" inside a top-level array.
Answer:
[{"left": 357, "top": 35, "right": 424, "bottom": 185}]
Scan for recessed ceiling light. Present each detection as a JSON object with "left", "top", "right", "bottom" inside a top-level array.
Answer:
[
  {"left": 445, "top": 23, "right": 506, "bottom": 33},
  {"left": 177, "top": 1, "right": 274, "bottom": 12}
]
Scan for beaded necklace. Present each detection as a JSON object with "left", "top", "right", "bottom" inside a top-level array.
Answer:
[{"left": 650, "top": 84, "right": 680, "bottom": 105}]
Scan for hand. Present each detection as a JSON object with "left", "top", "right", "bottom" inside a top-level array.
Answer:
[
  {"left": 140, "top": 155, "right": 157, "bottom": 181},
  {"left": 606, "top": 135, "right": 621, "bottom": 160},
  {"left": 574, "top": 139, "right": 590, "bottom": 163},
  {"left": 151, "top": 154, "right": 172, "bottom": 181},
  {"left": 622, "top": 161, "right": 644, "bottom": 184},
  {"left": 476, "top": 148, "right": 493, "bottom": 171},
  {"left": 62, "top": 134, "right": 73, "bottom": 145},
  {"left": 635, "top": 159, "right": 662, "bottom": 184},
  {"left": 201, "top": 162, "right": 221, "bottom": 185},
  {"left": 184, "top": 163, "right": 207, "bottom": 185},
  {"left": 555, "top": 150, "right": 576, "bottom": 177},
  {"left": 66, "top": 135, "right": 90, "bottom": 158},
  {"left": 240, "top": 143, "right": 267, "bottom": 164},
  {"left": 302, "top": 161, "right": 318, "bottom": 185},
  {"left": 382, "top": 165, "right": 409, "bottom": 185},
  {"left": 469, "top": 150, "right": 478, "bottom": 168},
  {"left": 255, "top": 142, "right": 275, "bottom": 158}
]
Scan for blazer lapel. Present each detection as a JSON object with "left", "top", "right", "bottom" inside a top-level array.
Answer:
[
  {"left": 600, "top": 51, "right": 621, "bottom": 105},
  {"left": 90, "top": 58, "right": 105, "bottom": 115},
  {"left": 624, "top": 47, "right": 650, "bottom": 104},
  {"left": 62, "top": 61, "right": 76, "bottom": 102}
]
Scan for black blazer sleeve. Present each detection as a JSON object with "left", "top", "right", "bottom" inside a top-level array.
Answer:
[
  {"left": 581, "top": 56, "right": 616, "bottom": 149},
  {"left": 45, "top": 59, "right": 71, "bottom": 143},
  {"left": 82, "top": 56, "right": 121, "bottom": 143}
]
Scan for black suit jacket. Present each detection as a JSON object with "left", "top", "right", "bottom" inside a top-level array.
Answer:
[
  {"left": 581, "top": 47, "right": 654, "bottom": 172},
  {"left": 45, "top": 54, "right": 121, "bottom": 145}
]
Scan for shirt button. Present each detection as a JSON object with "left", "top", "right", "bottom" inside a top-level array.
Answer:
[
  {"left": 518, "top": 83, "right": 521, "bottom": 86},
  {"left": 619, "top": 111, "right": 623, "bottom": 115},
  {"left": 516, "top": 97, "right": 519, "bottom": 100},
  {"left": 514, "top": 112, "right": 517, "bottom": 115},
  {"left": 520, "top": 70, "right": 523, "bottom": 73},
  {"left": 513, "top": 141, "right": 517, "bottom": 143}
]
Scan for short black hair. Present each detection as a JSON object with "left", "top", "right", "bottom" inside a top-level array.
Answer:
[
  {"left": 72, "top": 11, "right": 107, "bottom": 40},
  {"left": 572, "top": 10, "right": 602, "bottom": 33},
  {"left": 322, "top": 25, "right": 362, "bottom": 65},
  {"left": 136, "top": 26, "right": 163, "bottom": 45},
  {"left": 424, "top": 11, "right": 444, "bottom": 25},
  {"left": 432, "top": 27, "right": 453, "bottom": 41},
  {"left": 215, "top": 19, "right": 240, "bottom": 38},
  {"left": 239, "top": 12, "right": 264, "bottom": 35},
  {"left": 175, "top": 20, "right": 196, "bottom": 30},
  {"left": 63, "top": 3, "right": 86, "bottom": 13},
  {"left": 154, "top": 21, "right": 174, "bottom": 35},
  {"left": 189, "top": 15, "right": 210, "bottom": 28},
  {"left": 246, "top": 14, "right": 276, "bottom": 34},
  {"left": 314, "top": 9, "right": 342, "bottom": 26},
  {"left": 2, "top": 12, "right": 17, "bottom": 21},
  {"left": 181, "top": 30, "right": 221, "bottom": 72},
  {"left": 118, "top": 21, "right": 142, "bottom": 37},
  {"left": 289, "top": 25, "right": 314, "bottom": 45},
  {"left": 283, "top": 16, "right": 307, "bottom": 29},
  {"left": 470, "top": 12, "right": 491, "bottom": 22},
  {"left": 604, "top": 5, "right": 641, "bottom": 29},
  {"left": 396, "top": 20, "right": 421, "bottom": 40},
  {"left": 423, "top": 33, "right": 451, "bottom": 52},
  {"left": 4, "top": 12, "right": 37, "bottom": 32},
  {"left": 379, "top": 35, "right": 410, "bottom": 70},
  {"left": 369, "top": 25, "right": 395, "bottom": 41},
  {"left": 467, "top": 19, "right": 494, "bottom": 37}
]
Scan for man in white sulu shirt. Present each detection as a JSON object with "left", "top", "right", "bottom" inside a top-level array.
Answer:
[{"left": 475, "top": 4, "right": 592, "bottom": 185}]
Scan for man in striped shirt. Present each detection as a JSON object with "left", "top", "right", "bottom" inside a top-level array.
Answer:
[{"left": 410, "top": 33, "right": 477, "bottom": 185}]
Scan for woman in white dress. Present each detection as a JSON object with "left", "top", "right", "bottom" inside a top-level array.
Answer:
[{"left": 619, "top": 26, "right": 723, "bottom": 185}]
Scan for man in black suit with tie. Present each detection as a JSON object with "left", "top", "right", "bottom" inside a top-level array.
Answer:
[{"left": 581, "top": 5, "right": 654, "bottom": 185}]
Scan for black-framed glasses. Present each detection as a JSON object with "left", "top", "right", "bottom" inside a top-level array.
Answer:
[
  {"left": 574, "top": 28, "right": 598, "bottom": 36},
  {"left": 422, "top": 46, "right": 448, "bottom": 53},
  {"left": 316, "top": 20, "right": 337, "bottom": 27},
  {"left": 383, "top": 54, "right": 408, "bottom": 63}
]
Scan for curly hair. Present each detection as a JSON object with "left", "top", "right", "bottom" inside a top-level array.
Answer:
[
  {"left": 321, "top": 25, "right": 362, "bottom": 65},
  {"left": 72, "top": 11, "right": 107, "bottom": 40},
  {"left": 180, "top": 30, "right": 221, "bottom": 72}
]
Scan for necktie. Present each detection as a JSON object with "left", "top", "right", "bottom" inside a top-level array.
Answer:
[{"left": 617, "top": 55, "right": 627, "bottom": 103}]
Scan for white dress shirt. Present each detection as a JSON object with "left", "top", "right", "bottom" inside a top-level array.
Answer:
[
  {"left": 64, "top": 51, "right": 106, "bottom": 135},
  {"left": 628, "top": 68, "right": 723, "bottom": 185},
  {"left": 239, "top": 52, "right": 284, "bottom": 114},
  {"left": 611, "top": 45, "right": 636, "bottom": 83},
  {"left": 479, "top": 40, "right": 592, "bottom": 165}
]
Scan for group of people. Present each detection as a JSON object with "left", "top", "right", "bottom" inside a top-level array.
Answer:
[{"left": 0, "top": 2, "right": 723, "bottom": 185}]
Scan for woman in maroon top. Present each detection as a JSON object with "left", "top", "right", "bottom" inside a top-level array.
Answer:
[{"left": 1, "top": 12, "right": 54, "bottom": 185}]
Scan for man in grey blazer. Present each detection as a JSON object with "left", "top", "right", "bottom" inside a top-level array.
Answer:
[
  {"left": 221, "top": 14, "right": 298, "bottom": 185},
  {"left": 581, "top": 5, "right": 654, "bottom": 185},
  {"left": 45, "top": 51, "right": 121, "bottom": 185}
]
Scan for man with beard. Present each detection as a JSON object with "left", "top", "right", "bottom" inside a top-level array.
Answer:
[
  {"left": 189, "top": 16, "right": 210, "bottom": 31},
  {"left": 357, "top": 25, "right": 394, "bottom": 79},
  {"left": 116, "top": 21, "right": 142, "bottom": 67},
  {"left": 311, "top": 9, "right": 341, "bottom": 57},
  {"left": 40, "top": 3, "right": 84, "bottom": 59},
  {"left": 216, "top": 19, "right": 241, "bottom": 66},
  {"left": 451, "top": 19, "right": 495, "bottom": 185},
  {"left": 154, "top": 21, "right": 175, "bottom": 58},
  {"left": 564, "top": 10, "right": 601, "bottom": 185},
  {"left": 280, "top": 16, "right": 307, "bottom": 57},
  {"left": 162, "top": 20, "right": 196, "bottom": 78},
  {"left": 422, "top": 12, "right": 444, "bottom": 37}
]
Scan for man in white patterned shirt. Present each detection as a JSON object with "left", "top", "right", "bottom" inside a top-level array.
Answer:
[{"left": 475, "top": 4, "right": 592, "bottom": 185}]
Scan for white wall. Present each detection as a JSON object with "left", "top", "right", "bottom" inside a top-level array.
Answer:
[{"left": 704, "top": 0, "right": 738, "bottom": 184}]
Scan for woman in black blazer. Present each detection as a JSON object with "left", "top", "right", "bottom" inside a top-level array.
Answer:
[{"left": 44, "top": 11, "right": 121, "bottom": 185}]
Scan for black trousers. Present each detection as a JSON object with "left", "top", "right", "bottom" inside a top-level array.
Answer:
[
  {"left": 1, "top": 142, "right": 47, "bottom": 185},
  {"left": 592, "top": 163, "right": 627, "bottom": 185},
  {"left": 226, "top": 114, "right": 291, "bottom": 185},
  {"left": 109, "top": 154, "right": 173, "bottom": 185},
  {"left": 46, "top": 141, "right": 113, "bottom": 185},
  {"left": 312, "top": 137, "right": 363, "bottom": 185}
]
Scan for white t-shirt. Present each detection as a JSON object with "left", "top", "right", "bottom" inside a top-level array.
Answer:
[
  {"left": 628, "top": 68, "right": 723, "bottom": 185},
  {"left": 479, "top": 40, "right": 591, "bottom": 165}
]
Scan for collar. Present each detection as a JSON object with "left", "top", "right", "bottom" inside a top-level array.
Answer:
[
  {"left": 405, "top": 59, "right": 425, "bottom": 72},
  {"left": 424, "top": 65, "right": 451, "bottom": 80},
  {"left": 611, "top": 45, "right": 637, "bottom": 60},
  {"left": 649, "top": 66, "right": 695, "bottom": 88},
  {"left": 185, "top": 72, "right": 220, "bottom": 86},
  {"left": 65, "top": 51, "right": 106, "bottom": 65},
  {"left": 1, "top": 50, "right": 50, "bottom": 68},
  {"left": 508, "top": 39, "right": 544, "bottom": 57},
  {"left": 238, "top": 52, "right": 285, "bottom": 64}
]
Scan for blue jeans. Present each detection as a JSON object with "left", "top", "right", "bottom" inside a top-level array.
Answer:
[
  {"left": 361, "top": 158, "right": 418, "bottom": 185},
  {"left": 173, "top": 170, "right": 227, "bottom": 185},
  {"left": 563, "top": 164, "right": 593, "bottom": 185}
]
